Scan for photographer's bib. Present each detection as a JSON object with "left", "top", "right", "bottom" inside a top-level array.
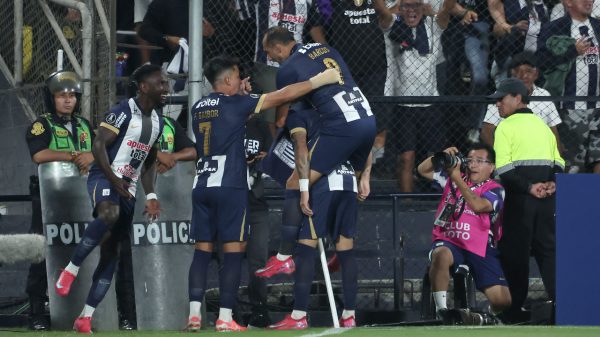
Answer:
[{"left": 432, "top": 179, "right": 503, "bottom": 257}]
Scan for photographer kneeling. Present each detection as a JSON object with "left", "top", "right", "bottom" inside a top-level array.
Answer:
[{"left": 417, "top": 144, "right": 511, "bottom": 322}]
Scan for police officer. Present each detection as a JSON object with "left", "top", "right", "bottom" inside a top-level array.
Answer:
[
  {"left": 25, "top": 71, "right": 94, "bottom": 330},
  {"left": 156, "top": 114, "right": 196, "bottom": 173},
  {"left": 488, "top": 78, "right": 564, "bottom": 323}
]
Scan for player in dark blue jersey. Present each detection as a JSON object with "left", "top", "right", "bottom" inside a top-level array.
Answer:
[
  {"left": 262, "top": 26, "right": 376, "bottom": 217},
  {"left": 54, "top": 64, "right": 167, "bottom": 333},
  {"left": 269, "top": 161, "right": 363, "bottom": 330},
  {"left": 185, "top": 55, "right": 341, "bottom": 332}
]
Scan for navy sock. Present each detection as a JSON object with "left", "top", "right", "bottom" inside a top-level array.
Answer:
[
  {"left": 188, "top": 250, "right": 212, "bottom": 302},
  {"left": 279, "top": 190, "right": 302, "bottom": 255},
  {"left": 86, "top": 258, "right": 117, "bottom": 307},
  {"left": 337, "top": 249, "right": 358, "bottom": 310},
  {"left": 71, "top": 218, "right": 109, "bottom": 266},
  {"left": 292, "top": 243, "right": 317, "bottom": 311},
  {"left": 219, "top": 252, "right": 244, "bottom": 309}
]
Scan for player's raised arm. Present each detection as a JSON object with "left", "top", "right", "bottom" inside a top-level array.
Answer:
[{"left": 259, "top": 69, "right": 341, "bottom": 111}]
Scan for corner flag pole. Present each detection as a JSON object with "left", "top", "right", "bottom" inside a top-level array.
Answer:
[{"left": 318, "top": 238, "right": 340, "bottom": 328}]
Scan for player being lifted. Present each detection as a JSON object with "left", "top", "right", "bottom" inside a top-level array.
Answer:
[{"left": 185, "top": 55, "right": 340, "bottom": 332}]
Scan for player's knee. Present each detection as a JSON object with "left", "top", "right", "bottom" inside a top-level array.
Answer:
[
  {"left": 335, "top": 235, "right": 354, "bottom": 251},
  {"left": 96, "top": 203, "right": 119, "bottom": 225}
]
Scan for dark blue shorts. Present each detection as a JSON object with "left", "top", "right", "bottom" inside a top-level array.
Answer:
[
  {"left": 430, "top": 240, "right": 508, "bottom": 291},
  {"left": 299, "top": 190, "right": 357, "bottom": 241},
  {"left": 310, "top": 117, "right": 376, "bottom": 175},
  {"left": 191, "top": 186, "right": 249, "bottom": 242},
  {"left": 87, "top": 173, "right": 136, "bottom": 239}
]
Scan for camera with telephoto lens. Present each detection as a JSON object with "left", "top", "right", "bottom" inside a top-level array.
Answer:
[{"left": 431, "top": 151, "right": 468, "bottom": 172}]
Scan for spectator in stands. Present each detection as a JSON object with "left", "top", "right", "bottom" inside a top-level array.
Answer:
[
  {"left": 489, "top": 78, "right": 564, "bottom": 323},
  {"left": 481, "top": 52, "right": 563, "bottom": 150},
  {"left": 54, "top": 64, "right": 165, "bottom": 334},
  {"left": 133, "top": 0, "right": 152, "bottom": 65},
  {"left": 448, "top": 0, "right": 493, "bottom": 143},
  {"left": 536, "top": 0, "right": 600, "bottom": 173},
  {"left": 252, "top": 0, "right": 326, "bottom": 137},
  {"left": 551, "top": 0, "right": 600, "bottom": 21},
  {"left": 417, "top": 144, "right": 511, "bottom": 322},
  {"left": 489, "top": 0, "right": 550, "bottom": 85},
  {"left": 244, "top": 116, "right": 273, "bottom": 328},
  {"left": 25, "top": 71, "right": 95, "bottom": 330},
  {"left": 374, "top": 0, "right": 454, "bottom": 192}
]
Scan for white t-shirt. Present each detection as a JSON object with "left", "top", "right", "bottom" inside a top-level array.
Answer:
[{"left": 484, "top": 86, "right": 562, "bottom": 127}]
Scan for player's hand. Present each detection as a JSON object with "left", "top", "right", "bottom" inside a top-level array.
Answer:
[
  {"left": 300, "top": 191, "right": 313, "bottom": 216},
  {"left": 73, "top": 152, "right": 94, "bottom": 175},
  {"left": 157, "top": 152, "right": 177, "bottom": 171},
  {"left": 109, "top": 176, "right": 133, "bottom": 199},
  {"left": 144, "top": 199, "right": 161, "bottom": 222},
  {"left": 358, "top": 176, "right": 370, "bottom": 201},
  {"left": 240, "top": 76, "right": 252, "bottom": 95}
]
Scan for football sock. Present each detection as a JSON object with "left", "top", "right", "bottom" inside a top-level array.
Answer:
[
  {"left": 338, "top": 249, "right": 357, "bottom": 310},
  {"left": 189, "top": 250, "right": 211, "bottom": 302},
  {"left": 292, "top": 243, "right": 317, "bottom": 311},
  {"left": 219, "top": 252, "right": 244, "bottom": 310},
  {"left": 71, "top": 218, "right": 108, "bottom": 265},
  {"left": 85, "top": 257, "right": 117, "bottom": 308},
  {"left": 279, "top": 190, "right": 302, "bottom": 256}
]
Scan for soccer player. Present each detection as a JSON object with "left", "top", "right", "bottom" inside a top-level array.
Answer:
[
  {"left": 269, "top": 161, "right": 363, "bottom": 330},
  {"left": 54, "top": 64, "right": 167, "bottom": 334},
  {"left": 262, "top": 26, "right": 376, "bottom": 221},
  {"left": 185, "top": 55, "right": 340, "bottom": 332}
]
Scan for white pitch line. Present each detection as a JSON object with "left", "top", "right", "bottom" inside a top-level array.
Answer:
[{"left": 299, "top": 327, "right": 349, "bottom": 337}]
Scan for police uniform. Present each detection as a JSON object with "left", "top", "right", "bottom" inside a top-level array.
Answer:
[
  {"left": 157, "top": 116, "right": 195, "bottom": 153},
  {"left": 494, "top": 108, "right": 564, "bottom": 316},
  {"left": 276, "top": 43, "right": 377, "bottom": 175},
  {"left": 190, "top": 92, "right": 265, "bottom": 242},
  {"left": 25, "top": 111, "right": 94, "bottom": 329}
]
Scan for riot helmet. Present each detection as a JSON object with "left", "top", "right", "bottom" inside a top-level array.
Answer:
[{"left": 43, "top": 71, "right": 82, "bottom": 114}]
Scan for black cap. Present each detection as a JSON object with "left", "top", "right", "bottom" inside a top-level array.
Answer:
[
  {"left": 487, "top": 78, "right": 528, "bottom": 100},
  {"left": 509, "top": 51, "right": 537, "bottom": 70}
]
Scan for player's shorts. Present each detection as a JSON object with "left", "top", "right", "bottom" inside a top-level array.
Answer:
[
  {"left": 87, "top": 172, "right": 136, "bottom": 240},
  {"left": 299, "top": 189, "right": 357, "bottom": 241},
  {"left": 429, "top": 240, "right": 508, "bottom": 291},
  {"left": 310, "top": 117, "right": 376, "bottom": 175},
  {"left": 191, "top": 186, "right": 249, "bottom": 242}
]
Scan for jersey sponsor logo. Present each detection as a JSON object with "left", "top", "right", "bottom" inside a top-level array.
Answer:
[
  {"left": 132, "top": 221, "right": 193, "bottom": 245},
  {"left": 117, "top": 164, "right": 139, "bottom": 180},
  {"left": 31, "top": 122, "right": 45, "bottom": 135},
  {"left": 115, "top": 112, "right": 127, "bottom": 128},
  {"left": 279, "top": 21, "right": 297, "bottom": 32},
  {"left": 106, "top": 111, "right": 127, "bottom": 128},
  {"left": 335, "top": 163, "right": 355, "bottom": 176},
  {"left": 245, "top": 139, "right": 261, "bottom": 156},
  {"left": 195, "top": 97, "right": 220, "bottom": 109},
  {"left": 130, "top": 148, "right": 148, "bottom": 161},
  {"left": 45, "top": 222, "right": 88, "bottom": 246},
  {"left": 106, "top": 113, "right": 117, "bottom": 124},
  {"left": 198, "top": 158, "right": 219, "bottom": 174},
  {"left": 271, "top": 12, "right": 306, "bottom": 24},
  {"left": 127, "top": 139, "right": 152, "bottom": 152}
]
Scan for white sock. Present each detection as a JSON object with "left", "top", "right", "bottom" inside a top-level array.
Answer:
[
  {"left": 276, "top": 253, "right": 292, "bottom": 261},
  {"left": 80, "top": 304, "right": 95, "bottom": 318},
  {"left": 189, "top": 301, "right": 201, "bottom": 319},
  {"left": 65, "top": 262, "right": 80, "bottom": 276},
  {"left": 342, "top": 309, "right": 355, "bottom": 319},
  {"left": 433, "top": 291, "right": 447, "bottom": 312},
  {"left": 218, "top": 308, "right": 232, "bottom": 322},
  {"left": 291, "top": 310, "right": 306, "bottom": 320}
]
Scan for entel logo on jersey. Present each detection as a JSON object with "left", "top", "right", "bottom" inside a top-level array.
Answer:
[{"left": 195, "top": 97, "right": 220, "bottom": 109}]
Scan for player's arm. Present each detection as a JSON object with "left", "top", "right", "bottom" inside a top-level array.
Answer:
[
  {"left": 93, "top": 126, "right": 132, "bottom": 199},
  {"left": 358, "top": 152, "right": 373, "bottom": 201},
  {"left": 259, "top": 69, "right": 341, "bottom": 111},
  {"left": 290, "top": 128, "right": 309, "bottom": 182},
  {"left": 141, "top": 146, "right": 160, "bottom": 221}
]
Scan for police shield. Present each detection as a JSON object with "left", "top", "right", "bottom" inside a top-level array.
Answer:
[
  {"left": 39, "top": 162, "right": 118, "bottom": 331},
  {"left": 131, "top": 161, "right": 195, "bottom": 330}
]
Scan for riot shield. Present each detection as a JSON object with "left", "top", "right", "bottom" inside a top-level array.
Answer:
[
  {"left": 40, "top": 162, "right": 118, "bottom": 331},
  {"left": 131, "top": 161, "right": 195, "bottom": 330}
]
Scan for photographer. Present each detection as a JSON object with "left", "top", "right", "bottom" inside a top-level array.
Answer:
[{"left": 417, "top": 144, "right": 511, "bottom": 321}]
